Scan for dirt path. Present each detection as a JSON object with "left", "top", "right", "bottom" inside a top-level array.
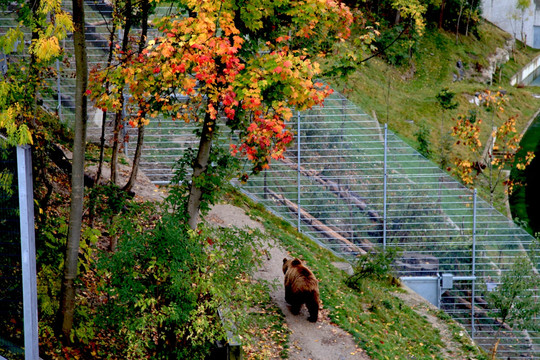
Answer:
[{"left": 207, "top": 204, "right": 370, "bottom": 360}]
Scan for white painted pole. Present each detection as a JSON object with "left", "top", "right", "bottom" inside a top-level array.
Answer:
[{"left": 17, "top": 145, "right": 39, "bottom": 360}]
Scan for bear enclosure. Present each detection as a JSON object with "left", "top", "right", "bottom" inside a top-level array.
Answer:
[
  {"left": 241, "top": 93, "right": 540, "bottom": 359},
  {"left": 1, "top": 1, "right": 539, "bottom": 358}
]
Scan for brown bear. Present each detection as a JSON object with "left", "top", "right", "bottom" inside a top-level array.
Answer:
[{"left": 282, "top": 257, "right": 320, "bottom": 322}]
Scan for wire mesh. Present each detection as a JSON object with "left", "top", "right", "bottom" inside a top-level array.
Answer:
[
  {"left": 0, "top": 145, "right": 24, "bottom": 359},
  {"left": 241, "top": 92, "right": 540, "bottom": 359},
  {"left": 2, "top": 2, "right": 540, "bottom": 357}
]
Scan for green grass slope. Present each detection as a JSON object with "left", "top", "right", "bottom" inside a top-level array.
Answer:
[
  {"left": 331, "top": 21, "right": 540, "bottom": 212},
  {"left": 227, "top": 189, "right": 487, "bottom": 360}
]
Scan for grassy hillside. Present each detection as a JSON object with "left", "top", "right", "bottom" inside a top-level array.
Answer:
[
  {"left": 226, "top": 188, "right": 487, "bottom": 360},
  {"left": 331, "top": 21, "right": 540, "bottom": 212}
]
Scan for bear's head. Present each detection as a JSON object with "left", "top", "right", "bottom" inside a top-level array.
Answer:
[{"left": 283, "top": 257, "right": 302, "bottom": 274}]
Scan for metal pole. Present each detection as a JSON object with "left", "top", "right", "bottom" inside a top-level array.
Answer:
[
  {"left": 383, "top": 124, "right": 388, "bottom": 250},
  {"left": 17, "top": 145, "right": 39, "bottom": 360},
  {"left": 297, "top": 110, "right": 301, "bottom": 231},
  {"left": 0, "top": 52, "right": 7, "bottom": 75},
  {"left": 122, "top": 92, "right": 129, "bottom": 157},
  {"left": 56, "top": 59, "right": 62, "bottom": 121},
  {"left": 471, "top": 188, "right": 477, "bottom": 339}
]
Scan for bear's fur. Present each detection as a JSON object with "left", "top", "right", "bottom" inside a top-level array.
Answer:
[{"left": 282, "top": 257, "right": 320, "bottom": 322}]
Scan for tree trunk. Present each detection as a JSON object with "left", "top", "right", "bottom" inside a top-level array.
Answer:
[
  {"left": 187, "top": 111, "right": 214, "bottom": 230},
  {"left": 28, "top": 0, "right": 42, "bottom": 129},
  {"left": 123, "top": 0, "right": 150, "bottom": 193},
  {"left": 96, "top": 23, "right": 116, "bottom": 186},
  {"left": 58, "top": 0, "right": 87, "bottom": 340},
  {"left": 138, "top": 0, "right": 149, "bottom": 55},
  {"left": 110, "top": 110, "right": 122, "bottom": 184},
  {"left": 123, "top": 123, "right": 144, "bottom": 192},
  {"left": 455, "top": 1, "right": 465, "bottom": 43},
  {"left": 439, "top": 0, "right": 446, "bottom": 29},
  {"left": 394, "top": 10, "right": 401, "bottom": 25},
  {"left": 110, "top": 3, "right": 133, "bottom": 184},
  {"left": 521, "top": 11, "right": 526, "bottom": 47}
]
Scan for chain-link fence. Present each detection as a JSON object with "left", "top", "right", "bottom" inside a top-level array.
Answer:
[{"left": 240, "top": 92, "right": 540, "bottom": 359}]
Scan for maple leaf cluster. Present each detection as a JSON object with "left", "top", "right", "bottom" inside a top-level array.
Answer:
[{"left": 88, "top": 0, "right": 353, "bottom": 174}]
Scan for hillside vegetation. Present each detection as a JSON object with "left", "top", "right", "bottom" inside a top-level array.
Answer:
[
  {"left": 226, "top": 188, "right": 488, "bottom": 360},
  {"left": 332, "top": 20, "right": 540, "bottom": 212}
]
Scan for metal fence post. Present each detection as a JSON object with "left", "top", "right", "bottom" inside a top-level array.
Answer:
[
  {"left": 0, "top": 52, "right": 7, "bottom": 75},
  {"left": 471, "top": 188, "right": 477, "bottom": 339},
  {"left": 122, "top": 92, "right": 129, "bottom": 157},
  {"left": 297, "top": 110, "right": 301, "bottom": 231},
  {"left": 56, "top": 59, "right": 62, "bottom": 121},
  {"left": 17, "top": 145, "right": 39, "bottom": 360},
  {"left": 383, "top": 124, "right": 388, "bottom": 250}
]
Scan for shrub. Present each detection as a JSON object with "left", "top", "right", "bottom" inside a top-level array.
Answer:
[{"left": 345, "top": 246, "right": 401, "bottom": 290}]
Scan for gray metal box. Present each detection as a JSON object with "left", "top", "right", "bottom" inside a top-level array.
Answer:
[{"left": 441, "top": 273, "right": 454, "bottom": 290}]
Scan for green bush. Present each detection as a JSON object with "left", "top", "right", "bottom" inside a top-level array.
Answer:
[
  {"left": 345, "top": 246, "right": 401, "bottom": 290},
  {"left": 95, "top": 204, "right": 268, "bottom": 359}
]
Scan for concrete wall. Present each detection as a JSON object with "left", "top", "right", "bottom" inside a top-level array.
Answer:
[
  {"left": 482, "top": 0, "right": 540, "bottom": 48},
  {"left": 510, "top": 52, "right": 540, "bottom": 84}
]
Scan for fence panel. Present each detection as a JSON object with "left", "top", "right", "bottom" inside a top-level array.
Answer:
[{"left": 241, "top": 92, "right": 539, "bottom": 359}]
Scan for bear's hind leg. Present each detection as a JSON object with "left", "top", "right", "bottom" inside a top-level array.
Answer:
[
  {"left": 306, "top": 298, "right": 319, "bottom": 322},
  {"left": 290, "top": 302, "right": 302, "bottom": 315},
  {"left": 284, "top": 287, "right": 293, "bottom": 305}
]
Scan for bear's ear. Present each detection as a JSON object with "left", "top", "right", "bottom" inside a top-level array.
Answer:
[
  {"left": 291, "top": 258, "right": 302, "bottom": 266},
  {"left": 283, "top": 258, "right": 288, "bottom": 264}
]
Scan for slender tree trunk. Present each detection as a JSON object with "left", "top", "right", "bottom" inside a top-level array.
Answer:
[
  {"left": 138, "top": 0, "right": 149, "bottom": 54},
  {"left": 28, "top": 0, "right": 42, "bottom": 129},
  {"left": 439, "top": 0, "right": 446, "bottom": 29},
  {"left": 58, "top": 0, "right": 87, "bottom": 339},
  {"left": 123, "top": 123, "right": 144, "bottom": 192},
  {"left": 123, "top": 0, "right": 150, "bottom": 193},
  {"left": 96, "top": 23, "right": 116, "bottom": 186},
  {"left": 521, "top": 12, "right": 526, "bottom": 47},
  {"left": 111, "top": 1, "right": 133, "bottom": 183},
  {"left": 187, "top": 110, "right": 214, "bottom": 230},
  {"left": 110, "top": 110, "right": 122, "bottom": 184},
  {"left": 455, "top": 1, "right": 465, "bottom": 43},
  {"left": 465, "top": 0, "right": 477, "bottom": 37}
]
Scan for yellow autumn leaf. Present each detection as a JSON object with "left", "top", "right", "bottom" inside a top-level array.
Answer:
[
  {"left": 31, "top": 36, "right": 60, "bottom": 61},
  {"left": 1, "top": 26, "right": 24, "bottom": 54},
  {"left": 39, "top": 0, "right": 61, "bottom": 14},
  {"left": 54, "top": 12, "right": 74, "bottom": 39},
  {"left": 18, "top": 123, "right": 33, "bottom": 145}
]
